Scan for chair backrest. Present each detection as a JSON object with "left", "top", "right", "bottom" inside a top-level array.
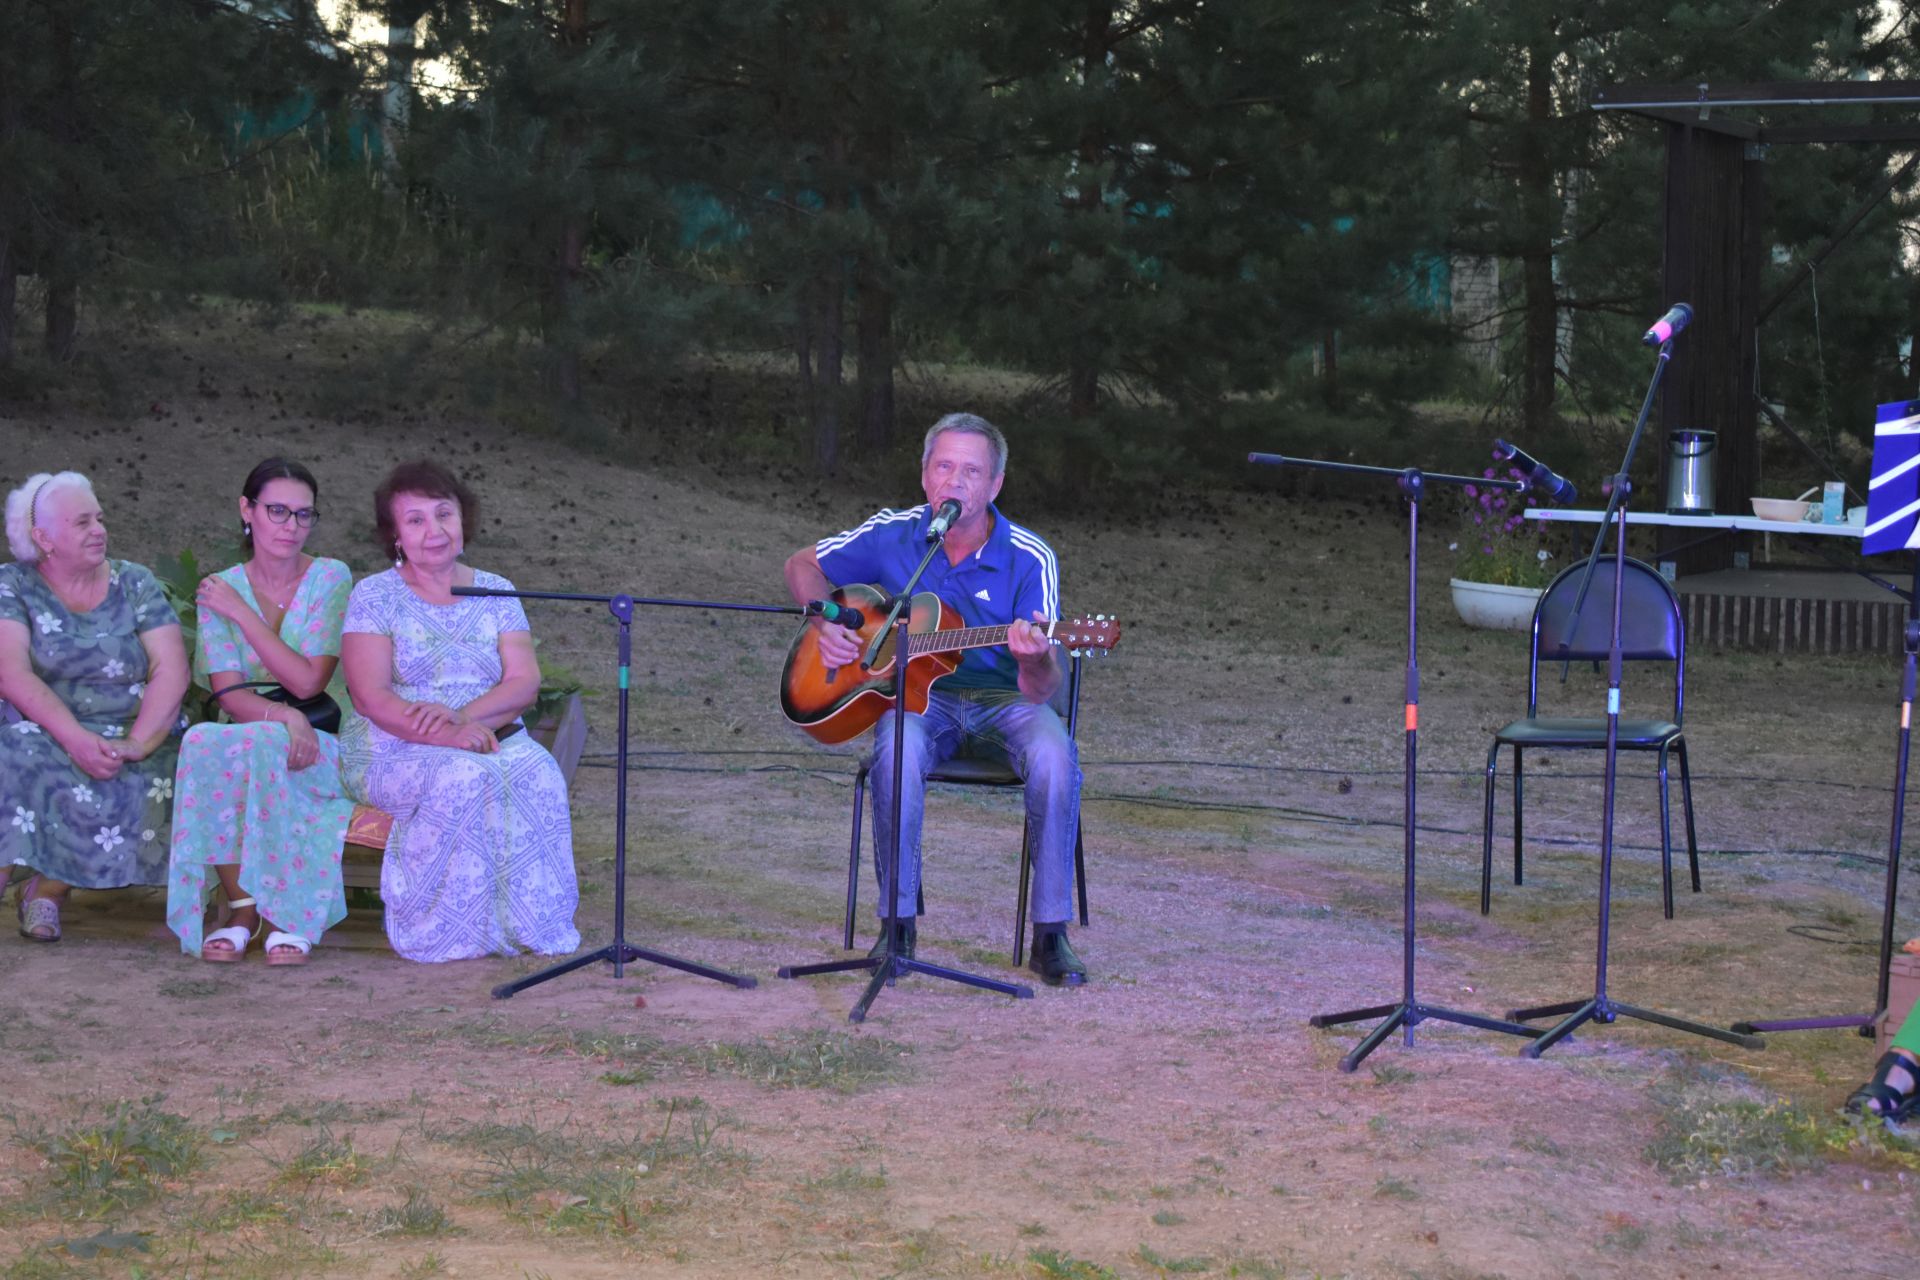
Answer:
[{"left": 1527, "top": 555, "right": 1685, "bottom": 721}]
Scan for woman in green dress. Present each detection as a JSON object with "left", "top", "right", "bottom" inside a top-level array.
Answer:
[
  {"left": 0, "top": 471, "right": 189, "bottom": 941},
  {"left": 166, "top": 458, "right": 356, "bottom": 964}
]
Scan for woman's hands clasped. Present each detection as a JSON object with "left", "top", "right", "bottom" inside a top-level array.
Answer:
[
  {"left": 401, "top": 701, "right": 497, "bottom": 753},
  {"left": 63, "top": 730, "right": 124, "bottom": 781}
]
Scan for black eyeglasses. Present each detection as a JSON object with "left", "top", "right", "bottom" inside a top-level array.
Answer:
[{"left": 254, "top": 502, "right": 320, "bottom": 528}]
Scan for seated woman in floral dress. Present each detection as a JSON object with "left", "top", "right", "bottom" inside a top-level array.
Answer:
[
  {"left": 338, "top": 460, "right": 579, "bottom": 963},
  {"left": 166, "top": 458, "right": 356, "bottom": 964},
  {"left": 0, "top": 471, "right": 188, "bottom": 940}
]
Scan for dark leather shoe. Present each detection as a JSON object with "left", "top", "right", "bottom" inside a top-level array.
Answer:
[
  {"left": 867, "top": 919, "right": 915, "bottom": 961},
  {"left": 1028, "top": 931, "right": 1086, "bottom": 986}
]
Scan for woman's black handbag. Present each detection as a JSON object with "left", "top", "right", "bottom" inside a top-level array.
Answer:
[{"left": 208, "top": 681, "right": 342, "bottom": 735}]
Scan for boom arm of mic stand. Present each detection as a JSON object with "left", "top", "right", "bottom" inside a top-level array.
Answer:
[
  {"left": 859, "top": 536, "right": 945, "bottom": 671},
  {"left": 1556, "top": 341, "right": 1672, "bottom": 681}
]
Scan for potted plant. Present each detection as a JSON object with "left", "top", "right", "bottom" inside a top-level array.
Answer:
[
  {"left": 1449, "top": 458, "right": 1556, "bottom": 631},
  {"left": 528, "top": 659, "right": 590, "bottom": 785}
]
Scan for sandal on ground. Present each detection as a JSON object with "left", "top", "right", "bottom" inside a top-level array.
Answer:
[
  {"left": 1846, "top": 1051, "right": 1920, "bottom": 1123},
  {"left": 16, "top": 874, "right": 60, "bottom": 943},
  {"left": 201, "top": 896, "right": 260, "bottom": 963},
  {"left": 262, "top": 930, "right": 312, "bottom": 967}
]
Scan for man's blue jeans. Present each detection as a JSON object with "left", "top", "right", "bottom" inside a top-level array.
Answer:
[{"left": 869, "top": 687, "right": 1082, "bottom": 924}]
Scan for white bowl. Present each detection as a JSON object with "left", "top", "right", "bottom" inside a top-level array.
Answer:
[{"left": 1751, "top": 497, "right": 1811, "bottom": 522}]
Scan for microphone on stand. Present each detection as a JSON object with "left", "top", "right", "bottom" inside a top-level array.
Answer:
[
  {"left": 925, "top": 498, "right": 962, "bottom": 543},
  {"left": 1642, "top": 302, "right": 1693, "bottom": 347},
  {"left": 806, "top": 599, "right": 868, "bottom": 630},
  {"left": 1493, "top": 439, "right": 1579, "bottom": 505}
]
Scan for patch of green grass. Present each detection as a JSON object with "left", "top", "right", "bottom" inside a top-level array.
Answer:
[
  {"left": 1027, "top": 1248, "right": 1118, "bottom": 1279},
  {"left": 23, "top": 1096, "right": 203, "bottom": 1213},
  {"left": 398, "top": 1254, "right": 449, "bottom": 1279},
  {"left": 278, "top": 1129, "right": 373, "bottom": 1187},
  {"left": 1149, "top": 1209, "right": 1187, "bottom": 1227},
  {"left": 802, "top": 1162, "right": 888, "bottom": 1194},
  {"left": 437, "top": 1021, "right": 910, "bottom": 1093},
  {"left": 369, "top": 1187, "right": 456, "bottom": 1237},
  {"left": 1372, "top": 1175, "right": 1419, "bottom": 1200},
  {"left": 1136, "top": 1245, "right": 1212, "bottom": 1274},
  {"left": 439, "top": 1102, "right": 746, "bottom": 1237},
  {"left": 1644, "top": 1073, "right": 1829, "bottom": 1181},
  {"left": 686, "top": 1030, "right": 913, "bottom": 1092},
  {"left": 156, "top": 977, "right": 229, "bottom": 999}
]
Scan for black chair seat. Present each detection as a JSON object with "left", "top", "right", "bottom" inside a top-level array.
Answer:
[
  {"left": 1493, "top": 717, "right": 1681, "bottom": 749},
  {"left": 924, "top": 755, "right": 1022, "bottom": 786}
]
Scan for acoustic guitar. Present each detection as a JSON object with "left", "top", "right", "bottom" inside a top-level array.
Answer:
[{"left": 780, "top": 583, "right": 1122, "bottom": 744}]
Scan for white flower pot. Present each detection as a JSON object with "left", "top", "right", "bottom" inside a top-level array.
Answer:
[{"left": 1449, "top": 578, "right": 1544, "bottom": 631}]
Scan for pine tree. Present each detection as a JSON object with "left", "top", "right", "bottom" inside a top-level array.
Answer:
[{"left": 0, "top": 0, "right": 350, "bottom": 366}]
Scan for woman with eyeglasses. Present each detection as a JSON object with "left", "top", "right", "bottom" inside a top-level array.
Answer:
[{"left": 165, "top": 458, "right": 355, "bottom": 964}]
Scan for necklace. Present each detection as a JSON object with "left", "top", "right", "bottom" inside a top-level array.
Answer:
[{"left": 245, "top": 561, "right": 298, "bottom": 610}]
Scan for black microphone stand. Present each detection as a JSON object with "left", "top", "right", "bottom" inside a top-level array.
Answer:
[
  {"left": 777, "top": 523, "right": 1035, "bottom": 1022},
  {"left": 1731, "top": 611, "right": 1917, "bottom": 1039},
  {"left": 1503, "top": 343, "right": 1765, "bottom": 1057},
  {"left": 1250, "top": 452, "right": 1543, "bottom": 1071},
  {"left": 453, "top": 586, "right": 780, "bottom": 999}
]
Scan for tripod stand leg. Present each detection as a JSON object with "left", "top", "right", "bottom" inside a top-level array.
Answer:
[
  {"left": 492, "top": 945, "right": 624, "bottom": 999},
  {"left": 1611, "top": 1002, "right": 1763, "bottom": 1049},
  {"left": 1338, "top": 1005, "right": 1409, "bottom": 1073},
  {"left": 616, "top": 944, "right": 757, "bottom": 988},
  {"left": 1521, "top": 1000, "right": 1597, "bottom": 1058},
  {"left": 1310, "top": 1001, "right": 1400, "bottom": 1029}
]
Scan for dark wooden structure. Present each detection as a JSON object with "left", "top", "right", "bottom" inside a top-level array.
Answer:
[{"left": 1592, "top": 81, "right": 1920, "bottom": 572}]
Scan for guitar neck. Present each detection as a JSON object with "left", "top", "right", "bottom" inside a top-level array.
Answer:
[{"left": 906, "top": 622, "right": 1033, "bottom": 657}]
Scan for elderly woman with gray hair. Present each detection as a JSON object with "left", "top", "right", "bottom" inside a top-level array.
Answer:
[{"left": 0, "top": 472, "right": 188, "bottom": 941}]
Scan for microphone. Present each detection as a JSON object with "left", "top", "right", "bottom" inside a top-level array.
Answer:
[
  {"left": 925, "top": 498, "right": 962, "bottom": 542},
  {"left": 1642, "top": 302, "right": 1693, "bottom": 347},
  {"left": 806, "top": 599, "right": 867, "bottom": 630},
  {"left": 1493, "top": 439, "right": 1579, "bottom": 505}
]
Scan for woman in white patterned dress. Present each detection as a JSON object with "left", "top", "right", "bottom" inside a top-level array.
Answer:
[{"left": 337, "top": 461, "right": 579, "bottom": 962}]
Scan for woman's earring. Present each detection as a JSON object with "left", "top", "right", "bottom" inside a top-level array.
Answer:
[{"left": 242, "top": 521, "right": 252, "bottom": 538}]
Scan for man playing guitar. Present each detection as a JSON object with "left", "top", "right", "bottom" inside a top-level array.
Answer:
[{"left": 783, "top": 412, "right": 1087, "bottom": 985}]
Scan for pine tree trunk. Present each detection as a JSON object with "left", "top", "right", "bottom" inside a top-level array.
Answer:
[
  {"left": 44, "top": 265, "right": 77, "bottom": 363},
  {"left": 1320, "top": 327, "right": 1341, "bottom": 410},
  {"left": 542, "top": 0, "right": 590, "bottom": 404},
  {"left": 1518, "top": 38, "right": 1557, "bottom": 432},
  {"left": 1066, "top": 2, "right": 1114, "bottom": 422},
  {"left": 813, "top": 267, "right": 845, "bottom": 475},
  {"left": 0, "top": 233, "right": 15, "bottom": 368},
  {"left": 43, "top": 7, "right": 78, "bottom": 363},
  {"left": 855, "top": 264, "right": 895, "bottom": 452}
]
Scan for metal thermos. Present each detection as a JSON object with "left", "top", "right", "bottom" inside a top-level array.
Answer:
[{"left": 1666, "top": 429, "right": 1716, "bottom": 514}]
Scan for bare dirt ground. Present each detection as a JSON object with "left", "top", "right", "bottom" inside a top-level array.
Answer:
[{"left": 2, "top": 306, "right": 1917, "bottom": 1279}]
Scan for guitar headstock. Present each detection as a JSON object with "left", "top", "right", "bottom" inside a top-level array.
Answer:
[{"left": 1054, "top": 613, "right": 1121, "bottom": 657}]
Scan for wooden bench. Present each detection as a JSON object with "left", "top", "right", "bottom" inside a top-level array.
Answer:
[{"left": 342, "top": 803, "right": 393, "bottom": 892}]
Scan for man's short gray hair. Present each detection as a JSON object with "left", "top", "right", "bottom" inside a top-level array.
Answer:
[
  {"left": 921, "top": 412, "right": 1008, "bottom": 478},
  {"left": 5, "top": 472, "right": 94, "bottom": 562}
]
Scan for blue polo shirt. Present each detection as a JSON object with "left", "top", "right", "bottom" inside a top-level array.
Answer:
[{"left": 815, "top": 502, "right": 1061, "bottom": 692}]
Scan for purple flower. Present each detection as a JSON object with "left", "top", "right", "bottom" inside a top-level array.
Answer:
[
  {"left": 1481, "top": 544, "right": 1495, "bottom": 555},
  {"left": 1483, "top": 467, "right": 1497, "bottom": 479},
  {"left": 1464, "top": 484, "right": 1479, "bottom": 499},
  {"left": 1492, "top": 496, "right": 1507, "bottom": 510},
  {"left": 1472, "top": 513, "right": 1484, "bottom": 525}
]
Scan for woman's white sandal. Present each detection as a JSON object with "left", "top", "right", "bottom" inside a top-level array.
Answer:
[
  {"left": 263, "top": 931, "right": 312, "bottom": 967},
  {"left": 202, "top": 896, "right": 260, "bottom": 963}
]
